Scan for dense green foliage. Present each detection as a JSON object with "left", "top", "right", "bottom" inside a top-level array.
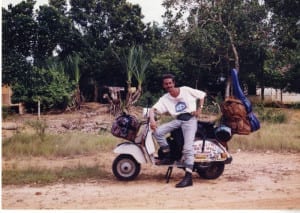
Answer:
[
  {"left": 13, "top": 64, "right": 73, "bottom": 110},
  {"left": 2, "top": 0, "right": 300, "bottom": 111}
]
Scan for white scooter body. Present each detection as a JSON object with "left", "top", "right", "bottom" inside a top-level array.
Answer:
[
  {"left": 114, "top": 142, "right": 147, "bottom": 164},
  {"left": 113, "top": 123, "right": 156, "bottom": 164},
  {"left": 112, "top": 120, "right": 232, "bottom": 181}
]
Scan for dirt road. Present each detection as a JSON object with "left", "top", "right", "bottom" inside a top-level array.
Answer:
[{"left": 2, "top": 151, "right": 300, "bottom": 209}]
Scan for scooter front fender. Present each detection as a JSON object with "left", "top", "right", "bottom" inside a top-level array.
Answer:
[{"left": 113, "top": 142, "right": 147, "bottom": 164}]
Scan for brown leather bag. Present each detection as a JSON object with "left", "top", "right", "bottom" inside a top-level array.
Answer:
[{"left": 221, "top": 97, "right": 251, "bottom": 135}]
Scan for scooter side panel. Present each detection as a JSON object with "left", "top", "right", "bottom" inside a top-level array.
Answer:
[
  {"left": 193, "top": 139, "right": 231, "bottom": 162},
  {"left": 113, "top": 142, "right": 147, "bottom": 164}
]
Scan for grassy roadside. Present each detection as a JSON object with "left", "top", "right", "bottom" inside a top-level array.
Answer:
[
  {"left": 2, "top": 165, "right": 107, "bottom": 185},
  {"left": 2, "top": 131, "right": 121, "bottom": 185},
  {"left": 2, "top": 131, "right": 120, "bottom": 159},
  {"left": 229, "top": 107, "right": 300, "bottom": 152},
  {"left": 2, "top": 108, "right": 300, "bottom": 185}
]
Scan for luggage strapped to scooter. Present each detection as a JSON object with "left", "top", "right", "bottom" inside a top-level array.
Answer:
[
  {"left": 220, "top": 69, "right": 260, "bottom": 135},
  {"left": 111, "top": 113, "right": 140, "bottom": 141}
]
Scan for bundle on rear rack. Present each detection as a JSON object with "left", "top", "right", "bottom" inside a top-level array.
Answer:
[{"left": 111, "top": 113, "right": 140, "bottom": 141}]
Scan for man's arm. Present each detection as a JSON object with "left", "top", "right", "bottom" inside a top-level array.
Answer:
[
  {"left": 191, "top": 98, "right": 204, "bottom": 117},
  {"left": 198, "top": 98, "right": 205, "bottom": 110}
]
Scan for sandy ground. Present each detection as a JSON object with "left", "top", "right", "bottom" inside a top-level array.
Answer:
[
  {"left": 2, "top": 151, "right": 300, "bottom": 209},
  {"left": 2, "top": 103, "right": 300, "bottom": 209}
]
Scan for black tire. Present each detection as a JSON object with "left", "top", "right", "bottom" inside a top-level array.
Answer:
[
  {"left": 112, "top": 154, "right": 141, "bottom": 181},
  {"left": 197, "top": 163, "right": 225, "bottom": 179}
]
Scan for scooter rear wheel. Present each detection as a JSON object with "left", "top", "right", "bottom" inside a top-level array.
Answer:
[
  {"left": 112, "top": 154, "right": 141, "bottom": 181},
  {"left": 197, "top": 163, "right": 225, "bottom": 179}
]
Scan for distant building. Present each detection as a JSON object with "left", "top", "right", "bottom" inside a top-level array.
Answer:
[
  {"left": 2, "top": 84, "right": 24, "bottom": 114},
  {"left": 255, "top": 88, "right": 300, "bottom": 103}
]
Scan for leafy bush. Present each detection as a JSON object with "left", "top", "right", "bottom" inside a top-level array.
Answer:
[
  {"left": 25, "top": 119, "right": 48, "bottom": 142},
  {"left": 12, "top": 64, "right": 74, "bottom": 112},
  {"left": 136, "top": 91, "right": 160, "bottom": 107},
  {"left": 255, "top": 105, "right": 288, "bottom": 123},
  {"left": 290, "top": 102, "right": 300, "bottom": 109}
]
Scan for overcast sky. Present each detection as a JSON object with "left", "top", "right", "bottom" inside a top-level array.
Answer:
[{"left": 2, "top": 0, "right": 165, "bottom": 25}]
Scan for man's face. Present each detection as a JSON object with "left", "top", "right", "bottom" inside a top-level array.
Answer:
[{"left": 162, "top": 78, "right": 175, "bottom": 92}]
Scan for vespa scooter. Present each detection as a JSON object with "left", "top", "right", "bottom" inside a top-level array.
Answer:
[{"left": 111, "top": 110, "right": 232, "bottom": 183}]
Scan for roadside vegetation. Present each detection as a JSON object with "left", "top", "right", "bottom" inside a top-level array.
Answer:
[
  {"left": 229, "top": 105, "right": 300, "bottom": 152},
  {"left": 2, "top": 165, "right": 106, "bottom": 185},
  {"left": 2, "top": 0, "right": 299, "bottom": 186},
  {"left": 2, "top": 105, "right": 300, "bottom": 185},
  {"left": 2, "top": 129, "right": 121, "bottom": 185},
  {"left": 2, "top": 131, "right": 119, "bottom": 159}
]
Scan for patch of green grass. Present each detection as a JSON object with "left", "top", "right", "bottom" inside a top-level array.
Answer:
[
  {"left": 2, "top": 131, "right": 121, "bottom": 159},
  {"left": 226, "top": 106, "right": 300, "bottom": 152},
  {"left": 25, "top": 119, "right": 48, "bottom": 141},
  {"left": 229, "top": 121, "right": 300, "bottom": 152},
  {"left": 290, "top": 102, "right": 300, "bottom": 109},
  {"left": 255, "top": 105, "right": 288, "bottom": 123},
  {"left": 2, "top": 165, "right": 107, "bottom": 185}
]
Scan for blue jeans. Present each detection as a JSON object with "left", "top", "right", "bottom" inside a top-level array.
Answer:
[{"left": 152, "top": 117, "right": 197, "bottom": 169}]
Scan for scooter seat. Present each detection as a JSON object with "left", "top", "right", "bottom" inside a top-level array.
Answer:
[
  {"left": 197, "top": 120, "right": 215, "bottom": 128},
  {"left": 196, "top": 121, "right": 216, "bottom": 139}
]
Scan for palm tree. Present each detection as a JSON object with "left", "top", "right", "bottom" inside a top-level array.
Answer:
[
  {"left": 115, "top": 46, "right": 150, "bottom": 114},
  {"left": 65, "top": 53, "right": 82, "bottom": 110},
  {"left": 125, "top": 46, "right": 150, "bottom": 112}
]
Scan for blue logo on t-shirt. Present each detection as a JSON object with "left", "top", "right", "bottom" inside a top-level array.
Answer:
[{"left": 175, "top": 102, "right": 187, "bottom": 112}]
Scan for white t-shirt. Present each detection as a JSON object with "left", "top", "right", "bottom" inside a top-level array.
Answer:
[{"left": 153, "top": 86, "right": 206, "bottom": 117}]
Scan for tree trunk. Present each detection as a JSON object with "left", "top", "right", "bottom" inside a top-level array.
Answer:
[
  {"left": 247, "top": 80, "right": 257, "bottom": 95},
  {"left": 68, "top": 85, "right": 81, "bottom": 111},
  {"left": 260, "top": 47, "right": 265, "bottom": 102},
  {"left": 94, "top": 83, "right": 98, "bottom": 102},
  {"left": 220, "top": 14, "right": 240, "bottom": 98},
  {"left": 125, "top": 86, "right": 142, "bottom": 113}
]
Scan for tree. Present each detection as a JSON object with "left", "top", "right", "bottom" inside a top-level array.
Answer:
[
  {"left": 162, "top": 0, "right": 270, "bottom": 97},
  {"left": 115, "top": 46, "right": 150, "bottom": 114},
  {"left": 2, "top": 1, "right": 87, "bottom": 112},
  {"left": 264, "top": 0, "right": 300, "bottom": 94},
  {"left": 68, "top": 0, "right": 151, "bottom": 101},
  {"left": 126, "top": 46, "right": 150, "bottom": 109},
  {"left": 49, "top": 0, "right": 68, "bottom": 14},
  {"left": 64, "top": 53, "right": 82, "bottom": 110},
  {"left": 12, "top": 62, "right": 73, "bottom": 111},
  {"left": 34, "top": 4, "right": 74, "bottom": 66},
  {"left": 2, "top": 0, "right": 37, "bottom": 85}
]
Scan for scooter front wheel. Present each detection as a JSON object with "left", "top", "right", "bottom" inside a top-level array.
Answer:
[{"left": 112, "top": 154, "right": 141, "bottom": 181}]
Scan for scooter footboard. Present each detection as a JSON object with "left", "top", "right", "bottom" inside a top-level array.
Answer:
[{"left": 114, "top": 142, "right": 147, "bottom": 164}]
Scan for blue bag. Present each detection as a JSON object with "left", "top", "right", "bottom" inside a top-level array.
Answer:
[
  {"left": 231, "top": 69, "right": 252, "bottom": 113},
  {"left": 230, "top": 69, "right": 260, "bottom": 132}
]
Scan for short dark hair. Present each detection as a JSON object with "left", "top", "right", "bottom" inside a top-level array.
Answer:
[{"left": 162, "top": 73, "right": 175, "bottom": 82}]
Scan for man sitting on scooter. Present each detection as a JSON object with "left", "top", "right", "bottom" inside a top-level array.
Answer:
[{"left": 149, "top": 74, "right": 206, "bottom": 188}]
